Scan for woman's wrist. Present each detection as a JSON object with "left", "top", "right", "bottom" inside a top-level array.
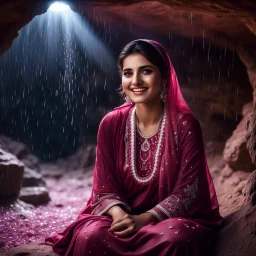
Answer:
[
  {"left": 140, "top": 212, "right": 157, "bottom": 225},
  {"left": 106, "top": 205, "right": 126, "bottom": 218}
]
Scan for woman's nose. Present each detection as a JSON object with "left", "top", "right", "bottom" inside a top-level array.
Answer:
[{"left": 132, "top": 73, "right": 143, "bottom": 85}]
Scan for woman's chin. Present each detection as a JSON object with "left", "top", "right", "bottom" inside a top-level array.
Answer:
[{"left": 131, "top": 98, "right": 148, "bottom": 104}]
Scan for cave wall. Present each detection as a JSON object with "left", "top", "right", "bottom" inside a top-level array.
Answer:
[{"left": 0, "top": 0, "right": 256, "bottom": 160}]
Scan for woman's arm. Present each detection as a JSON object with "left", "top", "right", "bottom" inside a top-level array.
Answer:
[
  {"left": 147, "top": 114, "right": 213, "bottom": 221},
  {"left": 106, "top": 205, "right": 127, "bottom": 220},
  {"left": 91, "top": 112, "right": 131, "bottom": 216}
]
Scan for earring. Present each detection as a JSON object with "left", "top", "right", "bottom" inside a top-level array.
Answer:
[
  {"left": 125, "top": 96, "right": 133, "bottom": 104},
  {"left": 160, "top": 82, "right": 167, "bottom": 103}
]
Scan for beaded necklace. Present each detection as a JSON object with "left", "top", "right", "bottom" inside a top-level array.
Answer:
[{"left": 130, "top": 107, "right": 166, "bottom": 183}]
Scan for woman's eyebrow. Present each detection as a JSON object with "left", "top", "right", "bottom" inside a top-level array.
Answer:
[{"left": 123, "top": 65, "right": 155, "bottom": 72}]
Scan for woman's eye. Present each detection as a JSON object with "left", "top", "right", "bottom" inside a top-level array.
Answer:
[
  {"left": 142, "top": 69, "right": 152, "bottom": 74},
  {"left": 123, "top": 71, "right": 132, "bottom": 76}
]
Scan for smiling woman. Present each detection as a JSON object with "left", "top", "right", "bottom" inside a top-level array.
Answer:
[
  {"left": 45, "top": 39, "right": 223, "bottom": 256},
  {"left": 121, "top": 54, "right": 163, "bottom": 106}
]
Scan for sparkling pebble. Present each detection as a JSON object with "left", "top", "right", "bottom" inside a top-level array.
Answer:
[
  {"left": 169, "top": 226, "right": 174, "bottom": 229},
  {"left": 175, "top": 230, "right": 180, "bottom": 235},
  {"left": 160, "top": 233, "right": 164, "bottom": 236}
]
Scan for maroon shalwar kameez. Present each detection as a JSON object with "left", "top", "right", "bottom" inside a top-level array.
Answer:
[{"left": 45, "top": 40, "right": 223, "bottom": 256}]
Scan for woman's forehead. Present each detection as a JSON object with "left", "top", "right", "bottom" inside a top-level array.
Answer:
[{"left": 122, "top": 53, "right": 156, "bottom": 69}]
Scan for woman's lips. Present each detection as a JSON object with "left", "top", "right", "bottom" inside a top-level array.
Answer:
[{"left": 130, "top": 88, "right": 148, "bottom": 95}]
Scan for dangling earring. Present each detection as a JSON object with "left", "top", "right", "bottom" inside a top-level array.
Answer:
[
  {"left": 125, "top": 96, "right": 133, "bottom": 104},
  {"left": 160, "top": 82, "right": 167, "bottom": 103}
]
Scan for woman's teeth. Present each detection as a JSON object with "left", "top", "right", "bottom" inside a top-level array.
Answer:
[{"left": 131, "top": 88, "right": 147, "bottom": 92}]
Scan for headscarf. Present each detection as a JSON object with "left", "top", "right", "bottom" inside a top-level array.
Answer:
[{"left": 116, "top": 39, "right": 220, "bottom": 215}]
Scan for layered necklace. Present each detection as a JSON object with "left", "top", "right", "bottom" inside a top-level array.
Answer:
[{"left": 130, "top": 107, "right": 166, "bottom": 183}]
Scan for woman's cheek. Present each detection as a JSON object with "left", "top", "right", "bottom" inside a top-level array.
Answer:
[{"left": 122, "top": 80, "right": 130, "bottom": 90}]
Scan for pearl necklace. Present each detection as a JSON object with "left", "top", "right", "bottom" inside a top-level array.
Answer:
[
  {"left": 136, "top": 114, "right": 163, "bottom": 153},
  {"left": 130, "top": 107, "right": 166, "bottom": 183}
]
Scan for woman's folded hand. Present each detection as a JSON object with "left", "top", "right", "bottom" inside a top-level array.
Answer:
[{"left": 109, "top": 212, "right": 156, "bottom": 238}]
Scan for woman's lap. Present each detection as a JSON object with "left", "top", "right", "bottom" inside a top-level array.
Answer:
[{"left": 70, "top": 216, "right": 211, "bottom": 256}]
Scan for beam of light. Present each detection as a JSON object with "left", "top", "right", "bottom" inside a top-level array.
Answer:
[
  {"left": 48, "top": 2, "right": 71, "bottom": 12},
  {"left": 68, "top": 12, "right": 116, "bottom": 73}
]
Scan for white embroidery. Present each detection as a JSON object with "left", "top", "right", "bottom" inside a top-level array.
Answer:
[
  {"left": 146, "top": 209, "right": 164, "bottom": 221},
  {"left": 156, "top": 204, "right": 171, "bottom": 218},
  {"left": 158, "top": 177, "right": 199, "bottom": 217}
]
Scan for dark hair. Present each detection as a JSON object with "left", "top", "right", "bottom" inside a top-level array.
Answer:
[{"left": 117, "top": 40, "right": 168, "bottom": 99}]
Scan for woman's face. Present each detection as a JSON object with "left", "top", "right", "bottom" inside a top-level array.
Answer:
[{"left": 121, "top": 53, "right": 163, "bottom": 105}]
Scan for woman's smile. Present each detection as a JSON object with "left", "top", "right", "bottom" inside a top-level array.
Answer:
[
  {"left": 131, "top": 87, "right": 148, "bottom": 94},
  {"left": 122, "top": 53, "right": 162, "bottom": 104}
]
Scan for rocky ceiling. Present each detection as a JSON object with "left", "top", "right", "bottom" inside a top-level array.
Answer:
[{"left": 1, "top": 0, "right": 256, "bottom": 92}]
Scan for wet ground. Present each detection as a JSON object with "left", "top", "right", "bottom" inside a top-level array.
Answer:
[{"left": 0, "top": 169, "right": 93, "bottom": 253}]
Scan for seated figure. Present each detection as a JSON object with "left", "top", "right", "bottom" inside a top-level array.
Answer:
[{"left": 45, "top": 39, "right": 223, "bottom": 256}]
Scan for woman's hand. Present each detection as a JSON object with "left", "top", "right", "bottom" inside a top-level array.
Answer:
[
  {"left": 106, "top": 205, "right": 127, "bottom": 227},
  {"left": 109, "top": 212, "right": 156, "bottom": 238}
]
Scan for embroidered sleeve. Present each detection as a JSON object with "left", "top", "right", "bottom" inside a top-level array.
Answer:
[
  {"left": 147, "top": 115, "right": 210, "bottom": 221},
  {"left": 147, "top": 178, "right": 199, "bottom": 221},
  {"left": 91, "top": 112, "right": 131, "bottom": 216},
  {"left": 91, "top": 193, "right": 130, "bottom": 216}
]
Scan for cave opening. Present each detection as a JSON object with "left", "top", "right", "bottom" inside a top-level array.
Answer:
[{"left": 48, "top": 2, "right": 71, "bottom": 12}]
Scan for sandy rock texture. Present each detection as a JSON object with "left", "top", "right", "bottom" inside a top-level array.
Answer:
[
  {"left": 223, "top": 102, "right": 254, "bottom": 172},
  {"left": 2, "top": 239, "right": 58, "bottom": 256},
  {"left": 214, "top": 170, "right": 256, "bottom": 256},
  {"left": 212, "top": 102, "right": 254, "bottom": 216}
]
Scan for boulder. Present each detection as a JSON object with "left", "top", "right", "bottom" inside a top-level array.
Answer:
[
  {"left": 214, "top": 171, "right": 256, "bottom": 256},
  {"left": 22, "top": 167, "right": 45, "bottom": 187},
  {"left": 19, "top": 187, "right": 50, "bottom": 205},
  {"left": 0, "top": 148, "right": 24, "bottom": 201},
  {"left": 0, "top": 135, "right": 40, "bottom": 171},
  {"left": 245, "top": 104, "right": 256, "bottom": 166},
  {"left": 223, "top": 103, "right": 254, "bottom": 171},
  {"left": 243, "top": 169, "right": 256, "bottom": 206}
]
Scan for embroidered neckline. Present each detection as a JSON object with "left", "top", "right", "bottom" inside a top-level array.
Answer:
[{"left": 130, "top": 106, "right": 166, "bottom": 183}]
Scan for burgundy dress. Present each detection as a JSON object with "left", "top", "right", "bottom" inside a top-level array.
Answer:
[{"left": 45, "top": 104, "right": 223, "bottom": 256}]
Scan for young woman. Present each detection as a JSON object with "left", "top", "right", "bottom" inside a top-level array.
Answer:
[{"left": 45, "top": 39, "right": 223, "bottom": 256}]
